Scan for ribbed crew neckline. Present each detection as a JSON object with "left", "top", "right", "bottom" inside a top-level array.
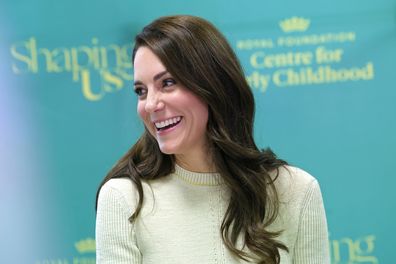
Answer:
[{"left": 174, "top": 164, "right": 224, "bottom": 186}]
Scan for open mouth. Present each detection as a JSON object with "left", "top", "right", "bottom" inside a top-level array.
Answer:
[{"left": 155, "top": 116, "right": 182, "bottom": 131}]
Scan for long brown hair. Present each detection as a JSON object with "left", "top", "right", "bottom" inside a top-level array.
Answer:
[{"left": 97, "top": 15, "right": 288, "bottom": 263}]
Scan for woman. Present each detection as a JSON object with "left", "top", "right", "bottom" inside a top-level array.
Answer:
[{"left": 96, "top": 15, "right": 330, "bottom": 264}]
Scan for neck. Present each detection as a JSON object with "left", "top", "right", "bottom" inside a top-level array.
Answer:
[{"left": 175, "top": 151, "right": 216, "bottom": 173}]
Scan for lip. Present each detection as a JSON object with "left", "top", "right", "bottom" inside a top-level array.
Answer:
[
  {"left": 155, "top": 116, "right": 183, "bottom": 136},
  {"left": 152, "top": 115, "right": 182, "bottom": 124}
]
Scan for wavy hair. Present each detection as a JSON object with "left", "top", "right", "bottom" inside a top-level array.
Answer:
[{"left": 96, "top": 15, "right": 288, "bottom": 264}]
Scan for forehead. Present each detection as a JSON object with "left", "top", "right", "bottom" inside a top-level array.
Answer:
[{"left": 133, "top": 47, "right": 166, "bottom": 80}]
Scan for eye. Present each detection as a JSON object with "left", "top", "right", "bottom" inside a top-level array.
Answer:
[
  {"left": 134, "top": 87, "right": 147, "bottom": 98},
  {"left": 162, "top": 78, "right": 176, "bottom": 87}
]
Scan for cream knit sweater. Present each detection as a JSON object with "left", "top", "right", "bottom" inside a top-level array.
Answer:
[{"left": 96, "top": 165, "right": 330, "bottom": 264}]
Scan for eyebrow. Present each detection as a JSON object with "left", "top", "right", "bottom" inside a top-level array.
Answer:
[{"left": 134, "top": 70, "right": 169, "bottom": 86}]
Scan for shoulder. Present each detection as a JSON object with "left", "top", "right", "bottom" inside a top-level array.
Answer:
[
  {"left": 102, "top": 178, "right": 135, "bottom": 198},
  {"left": 268, "top": 165, "right": 328, "bottom": 244},
  {"left": 271, "top": 165, "right": 319, "bottom": 199},
  {"left": 98, "top": 178, "right": 142, "bottom": 215},
  {"left": 273, "top": 166, "right": 330, "bottom": 261}
]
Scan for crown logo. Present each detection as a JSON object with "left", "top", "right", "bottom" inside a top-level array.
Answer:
[
  {"left": 279, "top": 17, "right": 310, "bottom": 33},
  {"left": 75, "top": 238, "right": 96, "bottom": 254}
]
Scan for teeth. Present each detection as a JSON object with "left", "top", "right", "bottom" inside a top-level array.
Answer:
[{"left": 155, "top": 116, "right": 181, "bottom": 129}]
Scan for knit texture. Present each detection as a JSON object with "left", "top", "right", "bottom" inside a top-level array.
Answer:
[{"left": 96, "top": 165, "right": 330, "bottom": 264}]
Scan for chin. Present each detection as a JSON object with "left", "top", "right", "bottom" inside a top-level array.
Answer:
[
  {"left": 159, "top": 148, "right": 173, "bottom": 155},
  {"left": 158, "top": 143, "right": 179, "bottom": 155}
]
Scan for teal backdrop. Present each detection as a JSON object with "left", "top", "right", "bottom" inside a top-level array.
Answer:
[{"left": 1, "top": 0, "right": 395, "bottom": 263}]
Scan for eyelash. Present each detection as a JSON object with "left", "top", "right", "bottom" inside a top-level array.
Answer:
[
  {"left": 134, "top": 78, "right": 177, "bottom": 97},
  {"left": 163, "top": 78, "right": 176, "bottom": 87},
  {"left": 134, "top": 87, "right": 145, "bottom": 96}
]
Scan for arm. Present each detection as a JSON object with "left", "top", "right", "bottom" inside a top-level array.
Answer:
[
  {"left": 293, "top": 179, "right": 330, "bottom": 264},
  {"left": 96, "top": 183, "right": 142, "bottom": 264}
]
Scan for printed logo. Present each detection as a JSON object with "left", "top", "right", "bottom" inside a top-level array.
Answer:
[
  {"left": 236, "top": 16, "right": 375, "bottom": 93},
  {"left": 10, "top": 37, "right": 133, "bottom": 101},
  {"left": 279, "top": 17, "right": 310, "bottom": 33}
]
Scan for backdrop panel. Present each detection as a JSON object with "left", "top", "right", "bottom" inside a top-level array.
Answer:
[{"left": 1, "top": 1, "right": 395, "bottom": 263}]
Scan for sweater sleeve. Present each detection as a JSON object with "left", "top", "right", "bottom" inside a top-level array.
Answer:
[
  {"left": 293, "top": 179, "right": 330, "bottom": 264},
  {"left": 96, "top": 183, "right": 142, "bottom": 264}
]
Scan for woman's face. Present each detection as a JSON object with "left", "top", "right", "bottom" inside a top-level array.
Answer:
[{"left": 134, "top": 47, "right": 209, "bottom": 158}]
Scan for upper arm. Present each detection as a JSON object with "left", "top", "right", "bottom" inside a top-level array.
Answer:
[
  {"left": 293, "top": 180, "right": 330, "bottom": 264},
  {"left": 96, "top": 183, "right": 142, "bottom": 264}
]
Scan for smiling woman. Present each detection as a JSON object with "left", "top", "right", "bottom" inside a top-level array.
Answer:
[
  {"left": 95, "top": 15, "right": 330, "bottom": 264},
  {"left": 134, "top": 47, "right": 210, "bottom": 170}
]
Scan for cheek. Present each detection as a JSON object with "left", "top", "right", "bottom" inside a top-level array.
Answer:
[
  {"left": 137, "top": 102, "right": 148, "bottom": 122},
  {"left": 137, "top": 103, "right": 155, "bottom": 136},
  {"left": 188, "top": 97, "right": 209, "bottom": 125}
]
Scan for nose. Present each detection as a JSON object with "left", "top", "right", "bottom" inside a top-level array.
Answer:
[{"left": 144, "top": 89, "right": 164, "bottom": 113}]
